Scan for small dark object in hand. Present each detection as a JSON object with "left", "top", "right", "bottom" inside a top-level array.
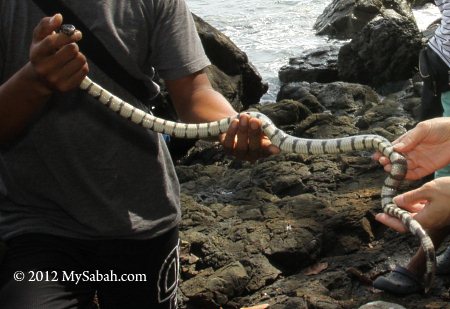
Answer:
[{"left": 60, "top": 24, "right": 76, "bottom": 36}]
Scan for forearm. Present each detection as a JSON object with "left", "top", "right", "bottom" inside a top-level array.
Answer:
[
  {"left": 0, "top": 62, "right": 52, "bottom": 144},
  {"left": 174, "top": 87, "right": 237, "bottom": 123},
  {"left": 0, "top": 14, "right": 89, "bottom": 146},
  {"left": 166, "top": 70, "right": 279, "bottom": 161},
  {"left": 165, "top": 71, "right": 238, "bottom": 124}
]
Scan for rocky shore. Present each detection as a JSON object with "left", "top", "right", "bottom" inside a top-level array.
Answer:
[{"left": 175, "top": 1, "right": 450, "bottom": 308}]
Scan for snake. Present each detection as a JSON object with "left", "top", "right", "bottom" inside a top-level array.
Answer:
[{"left": 60, "top": 24, "right": 436, "bottom": 291}]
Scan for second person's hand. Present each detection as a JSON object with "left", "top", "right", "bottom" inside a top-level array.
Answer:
[
  {"left": 373, "top": 117, "right": 450, "bottom": 180},
  {"left": 375, "top": 177, "right": 450, "bottom": 232}
]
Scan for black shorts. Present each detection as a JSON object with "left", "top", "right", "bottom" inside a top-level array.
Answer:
[{"left": 0, "top": 227, "right": 179, "bottom": 309}]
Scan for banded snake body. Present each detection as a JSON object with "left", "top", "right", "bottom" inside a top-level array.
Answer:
[{"left": 61, "top": 24, "right": 436, "bottom": 291}]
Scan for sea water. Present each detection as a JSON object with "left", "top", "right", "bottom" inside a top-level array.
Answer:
[{"left": 186, "top": 0, "right": 440, "bottom": 101}]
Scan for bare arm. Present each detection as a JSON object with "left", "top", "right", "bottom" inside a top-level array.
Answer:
[
  {"left": 0, "top": 62, "right": 52, "bottom": 144},
  {"left": 165, "top": 70, "right": 236, "bottom": 123},
  {"left": 0, "top": 14, "right": 88, "bottom": 145},
  {"left": 165, "top": 70, "right": 279, "bottom": 161}
]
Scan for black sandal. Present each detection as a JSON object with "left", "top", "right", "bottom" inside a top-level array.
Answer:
[
  {"left": 373, "top": 265, "right": 423, "bottom": 294},
  {"left": 437, "top": 246, "right": 450, "bottom": 275}
]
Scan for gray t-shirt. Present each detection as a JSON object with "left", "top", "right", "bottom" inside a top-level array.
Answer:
[{"left": 0, "top": 0, "right": 210, "bottom": 240}]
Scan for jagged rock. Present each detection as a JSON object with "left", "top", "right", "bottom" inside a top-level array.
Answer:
[
  {"left": 278, "top": 46, "right": 340, "bottom": 84},
  {"left": 254, "top": 100, "right": 313, "bottom": 128},
  {"left": 279, "top": 81, "right": 380, "bottom": 117},
  {"left": 180, "top": 261, "right": 250, "bottom": 308},
  {"left": 314, "top": 0, "right": 415, "bottom": 39},
  {"left": 277, "top": 82, "right": 326, "bottom": 113},
  {"left": 175, "top": 76, "right": 450, "bottom": 309},
  {"left": 337, "top": 9, "right": 423, "bottom": 86},
  {"left": 293, "top": 113, "right": 360, "bottom": 139},
  {"left": 193, "top": 14, "right": 268, "bottom": 109},
  {"left": 153, "top": 14, "right": 270, "bottom": 159},
  {"left": 359, "top": 301, "right": 407, "bottom": 309},
  {"left": 152, "top": 14, "right": 268, "bottom": 122},
  {"left": 313, "top": 82, "right": 380, "bottom": 115},
  {"left": 240, "top": 255, "right": 281, "bottom": 292},
  {"left": 408, "top": 0, "right": 434, "bottom": 7},
  {"left": 250, "top": 160, "right": 312, "bottom": 197}
]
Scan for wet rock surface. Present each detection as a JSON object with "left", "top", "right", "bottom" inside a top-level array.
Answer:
[
  {"left": 152, "top": 14, "right": 268, "bottom": 122},
  {"left": 173, "top": 1, "right": 447, "bottom": 308},
  {"left": 337, "top": 9, "right": 423, "bottom": 87},
  {"left": 408, "top": 0, "right": 435, "bottom": 7},
  {"left": 314, "top": 0, "right": 415, "bottom": 40},
  {"left": 280, "top": 4, "right": 423, "bottom": 93},
  {"left": 176, "top": 81, "right": 450, "bottom": 308},
  {"left": 165, "top": 2, "right": 446, "bottom": 307},
  {"left": 193, "top": 14, "right": 268, "bottom": 110},
  {"left": 278, "top": 46, "right": 340, "bottom": 84}
]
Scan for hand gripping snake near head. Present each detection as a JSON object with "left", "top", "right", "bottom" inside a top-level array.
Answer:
[{"left": 60, "top": 24, "right": 436, "bottom": 292}]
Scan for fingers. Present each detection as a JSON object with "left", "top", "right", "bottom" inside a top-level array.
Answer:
[
  {"left": 32, "top": 14, "right": 63, "bottom": 42},
  {"left": 412, "top": 202, "right": 450, "bottom": 231},
  {"left": 32, "top": 14, "right": 82, "bottom": 57},
  {"left": 222, "top": 115, "right": 260, "bottom": 161},
  {"left": 32, "top": 43, "right": 88, "bottom": 92},
  {"left": 394, "top": 122, "right": 429, "bottom": 153},
  {"left": 373, "top": 150, "right": 427, "bottom": 180},
  {"left": 30, "top": 15, "right": 88, "bottom": 92},
  {"left": 236, "top": 116, "right": 263, "bottom": 161},
  {"left": 375, "top": 187, "right": 430, "bottom": 233},
  {"left": 265, "top": 140, "right": 281, "bottom": 156},
  {"left": 376, "top": 196, "right": 427, "bottom": 233},
  {"left": 235, "top": 114, "right": 251, "bottom": 158},
  {"left": 375, "top": 213, "right": 409, "bottom": 233},
  {"left": 390, "top": 184, "right": 436, "bottom": 230},
  {"left": 220, "top": 114, "right": 277, "bottom": 161},
  {"left": 374, "top": 122, "right": 430, "bottom": 175},
  {"left": 46, "top": 44, "right": 89, "bottom": 91},
  {"left": 248, "top": 118, "right": 263, "bottom": 154},
  {"left": 372, "top": 152, "right": 382, "bottom": 161},
  {"left": 34, "top": 31, "right": 83, "bottom": 59},
  {"left": 413, "top": 207, "right": 435, "bottom": 230},
  {"left": 31, "top": 13, "right": 82, "bottom": 58},
  {"left": 221, "top": 118, "right": 238, "bottom": 149},
  {"left": 394, "top": 186, "right": 430, "bottom": 210}
]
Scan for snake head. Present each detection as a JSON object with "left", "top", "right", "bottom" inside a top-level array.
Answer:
[{"left": 59, "top": 24, "right": 76, "bottom": 36}]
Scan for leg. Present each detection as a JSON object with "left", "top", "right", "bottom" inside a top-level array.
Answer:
[
  {"left": 373, "top": 228, "right": 450, "bottom": 294},
  {"left": 96, "top": 227, "right": 180, "bottom": 309},
  {"left": 0, "top": 234, "right": 97, "bottom": 309},
  {"left": 404, "top": 227, "right": 450, "bottom": 277}
]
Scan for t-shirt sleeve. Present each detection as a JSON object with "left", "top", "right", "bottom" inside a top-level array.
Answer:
[{"left": 149, "top": 0, "right": 210, "bottom": 80}]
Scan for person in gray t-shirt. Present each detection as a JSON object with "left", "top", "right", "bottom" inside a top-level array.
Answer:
[{"left": 0, "top": 1, "right": 279, "bottom": 307}]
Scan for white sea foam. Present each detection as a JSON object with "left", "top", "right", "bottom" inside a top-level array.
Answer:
[
  {"left": 413, "top": 2, "right": 440, "bottom": 31},
  {"left": 187, "top": 0, "right": 441, "bottom": 101}
]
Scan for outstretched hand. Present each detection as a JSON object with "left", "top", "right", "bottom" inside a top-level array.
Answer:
[
  {"left": 373, "top": 117, "right": 450, "bottom": 180},
  {"left": 375, "top": 177, "right": 450, "bottom": 232},
  {"left": 219, "top": 114, "right": 280, "bottom": 162}
]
